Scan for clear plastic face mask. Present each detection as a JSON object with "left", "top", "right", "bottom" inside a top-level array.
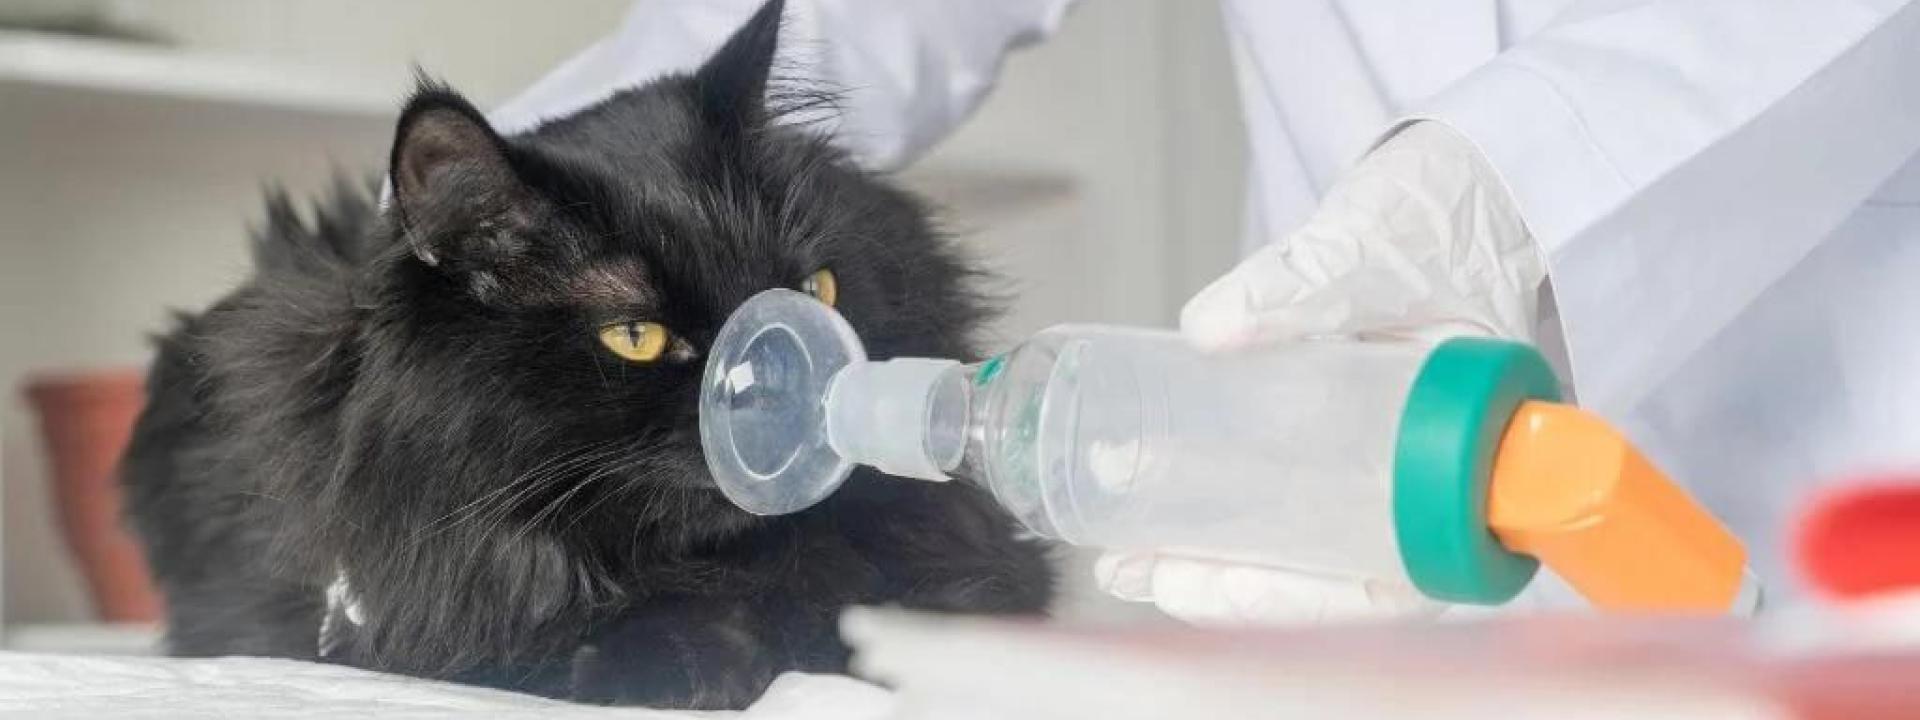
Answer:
[{"left": 699, "top": 289, "right": 867, "bottom": 515}]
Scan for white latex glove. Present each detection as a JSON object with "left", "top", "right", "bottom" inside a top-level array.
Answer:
[
  {"left": 1187, "top": 121, "right": 1545, "bottom": 348},
  {"left": 1094, "top": 550, "right": 1443, "bottom": 626},
  {"left": 1093, "top": 121, "right": 1548, "bottom": 626}
]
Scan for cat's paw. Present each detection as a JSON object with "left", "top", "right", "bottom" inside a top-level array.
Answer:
[{"left": 568, "top": 609, "right": 776, "bottom": 709}]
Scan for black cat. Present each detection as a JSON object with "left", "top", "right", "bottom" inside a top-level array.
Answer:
[{"left": 119, "top": 0, "right": 1052, "bottom": 708}]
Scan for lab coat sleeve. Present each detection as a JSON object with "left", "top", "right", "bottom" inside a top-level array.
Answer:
[
  {"left": 1410, "top": 0, "right": 1920, "bottom": 414},
  {"left": 488, "top": 0, "right": 1079, "bottom": 171}
]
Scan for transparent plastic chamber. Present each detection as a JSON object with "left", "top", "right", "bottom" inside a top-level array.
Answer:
[{"left": 700, "top": 290, "right": 1427, "bottom": 589}]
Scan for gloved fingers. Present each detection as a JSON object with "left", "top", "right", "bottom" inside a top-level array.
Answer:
[
  {"left": 1180, "top": 121, "right": 1545, "bottom": 351},
  {"left": 1179, "top": 176, "right": 1484, "bottom": 349},
  {"left": 1145, "top": 554, "right": 1352, "bottom": 627},
  {"left": 1180, "top": 238, "right": 1500, "bottom": 350},
  {"left": 1164, "top": 554, "right": 1448, "bottom": 626},
  {"left": 1091, "top": 550, "right": 1159, "bottom": 602},
  {"left": 1095, "top": 550, "right": 1442, "bottom": 627},
  {"left": 1178, "top": 241, "right": 1310, "bottom": 351}
]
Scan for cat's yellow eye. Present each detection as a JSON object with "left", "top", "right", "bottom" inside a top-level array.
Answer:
[
  {"left": 802, "top": 269, "right": 838, "bottom": 307},
  {"left": 598, "top": 321, "right": 671, "bottom": 363}
]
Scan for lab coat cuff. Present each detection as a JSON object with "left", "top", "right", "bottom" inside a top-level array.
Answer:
[{"left": 1401, "top": 63, "right": 1634, "bottom": 248}]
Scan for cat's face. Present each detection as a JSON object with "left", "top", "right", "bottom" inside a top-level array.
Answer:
[{"left": 373, "top": 1, "right": 984, "bottom": 542}]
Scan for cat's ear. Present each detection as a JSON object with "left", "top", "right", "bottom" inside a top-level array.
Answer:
[
  {"left": 693, "top": 0, "right": 784, "bottom": 132},
  {"left": 388, "top": 83, "right": 524, "bottom": 267}
]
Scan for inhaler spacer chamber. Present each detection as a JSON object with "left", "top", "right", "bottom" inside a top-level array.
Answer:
[
  {"left": 700, "top": 289, "right": 1761, "bottom": 614},
  {"left": 698, "top": 289, "right": 970, "bottom": 515}
]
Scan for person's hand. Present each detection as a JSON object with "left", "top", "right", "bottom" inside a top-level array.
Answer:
[
  {"left": 1093, "top": 121, "right": 1547, "bottom": 626},
  {"left": 1094, "top": 549, "right": 1442, "bottom": 626},
  {"left": 1184, "top": 121, "right": 1543, "bottom": 349}
]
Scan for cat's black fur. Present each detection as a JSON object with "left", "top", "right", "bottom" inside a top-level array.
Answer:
[{"left": 119, "top": 1, "right": 1052, "bottom": 708}]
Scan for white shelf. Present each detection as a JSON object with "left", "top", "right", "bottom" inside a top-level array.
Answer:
[{"left": 0, "top": 30, "right": 396, "bottom": 117}]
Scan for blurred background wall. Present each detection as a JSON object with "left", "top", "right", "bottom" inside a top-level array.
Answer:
[{"left": 0, "top": 0, "right": 1243, "bottom": 628}]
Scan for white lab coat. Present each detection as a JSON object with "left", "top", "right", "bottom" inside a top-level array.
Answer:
[{"left": 493, "top": 0, "right": 1920, "bottom": 602}]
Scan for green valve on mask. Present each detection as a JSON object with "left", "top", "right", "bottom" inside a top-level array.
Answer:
[{"left": 976, "top": 354, "right": 1007, "bottom": 386}]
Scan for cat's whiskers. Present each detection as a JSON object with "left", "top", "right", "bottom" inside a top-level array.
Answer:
[
  {"left": 451, "top": 445, "right": 653, "bottom": 583},
  {"left": 589, "top": 350, "right": 611, "bottom": 391},
  {"left": 506, "top": 447, "right": 651, "bottom": 546},
  {"left": 236, "top": 490, "right": 291, "bottom": 504},
  {"left": 407, "top": 439, "right": 625, "bottom": 547},
  {"left": 460, "top": 442, "right": 630, "bottom": 542},
  {"left": 558, "top": 453, "right": 670, "bottom": 535},
  {"left": 411, "top": 442, "right": 608, "bottom": 536}
]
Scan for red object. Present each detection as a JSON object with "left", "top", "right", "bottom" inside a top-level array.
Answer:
[
  {"left": 23, "top": 369, "right": 163, "bottom": 622},
  {"left": 1794, "top": 479, "right": 1920, "bottom": 600}
]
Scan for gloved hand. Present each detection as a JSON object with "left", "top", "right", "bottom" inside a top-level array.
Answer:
[
  {"left": 1094, "top": 549, "right": 1442, "bottom": 626},
  {"left": 1093, "top": 121, "right": 1548, "bottom": 626}
]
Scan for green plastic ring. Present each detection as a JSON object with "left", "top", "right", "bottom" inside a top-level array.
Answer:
[{"left": 1393, "top": 337, "right": 1562, "bottom": 604}]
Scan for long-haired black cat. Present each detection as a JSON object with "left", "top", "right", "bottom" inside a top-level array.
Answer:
[{"left": 119, "top": 0, "right": 1052, "bottom": 708}]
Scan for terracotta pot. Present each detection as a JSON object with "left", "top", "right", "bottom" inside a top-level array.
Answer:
[{"left": 23, "top": 368, "right": 162, "bottom": 622}]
